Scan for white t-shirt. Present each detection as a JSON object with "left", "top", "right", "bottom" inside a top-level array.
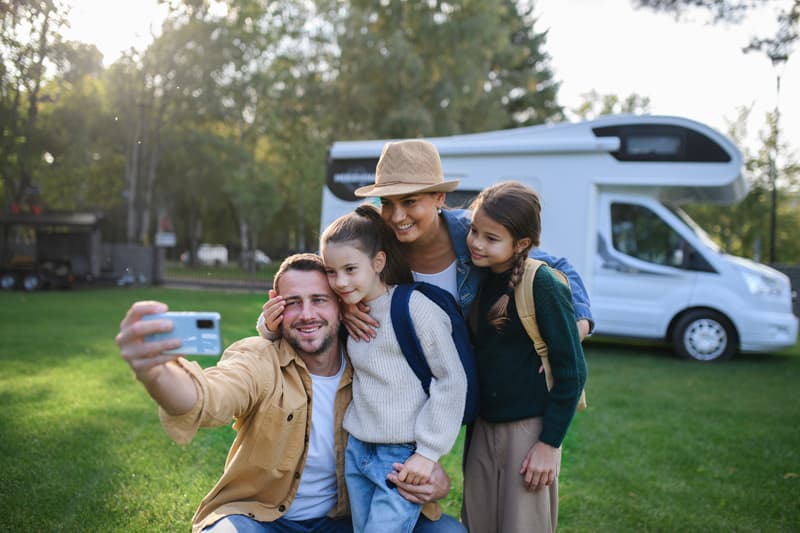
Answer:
[
  {"left": 283, "top": 353, "right": 346, "bottom": 520},
  {"left": 412, "top": 260, "right": 457, "bottom": 301}
]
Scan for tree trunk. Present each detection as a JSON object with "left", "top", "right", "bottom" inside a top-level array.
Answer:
[
  {"left": 138, "top": 117, "right": 162, "bottom": 245},
  {"left": 296, "top": 184, "right": 306, "bottom": 251},
  {"left": 125, "top": 100, "right": 144, "bottom": 243},
  {"left": 239, "top": 219, "right": 251, "bottom": 271}
]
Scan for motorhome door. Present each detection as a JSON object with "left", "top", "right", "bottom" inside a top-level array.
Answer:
[{"left": 593, "top": 193, "right": 705, "bottom": 339}]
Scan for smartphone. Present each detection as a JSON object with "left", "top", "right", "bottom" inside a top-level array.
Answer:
[{"left": 143, "top": 311, "right": 221, "bottom": 356}]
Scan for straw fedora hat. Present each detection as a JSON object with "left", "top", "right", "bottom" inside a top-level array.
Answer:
[{"left": 354, "top": 139, "right": 459, "bottom": 198}]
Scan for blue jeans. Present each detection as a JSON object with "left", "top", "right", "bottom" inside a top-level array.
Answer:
[
  {"left": 345, "top": 436, "right": 421, "bottom": 533},
  {"left": 415, "top": 513, "right": 466, "bottom": 533},
  {"left": 203, "top": 513, "right": 465, "bottom": 533}
]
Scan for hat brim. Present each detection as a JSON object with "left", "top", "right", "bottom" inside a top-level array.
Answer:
[{"left": 354, "top": 179, "right": 460, "bottom": 198}]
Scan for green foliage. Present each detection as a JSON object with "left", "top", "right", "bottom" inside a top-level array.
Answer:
[
  {"left": 37, "top": 64, "right": 125, "bottom": 213},
  {"left": 682, "top": 108, "right": 800, "bottom": 263},
  {"left": 1, "top": 289, "right": 798, "bottom": 531},
  {"left": 325, "top": 0, "right": 562, "bottom": 139},
  {"left": 570, "top": 90, "right": 652, "bottom": 120},
  {"left": 632, "top": 0, "right": 799, "bottom": 57},
  {"left": 0, "top": 0, "right": 71, "bottom": 210}
]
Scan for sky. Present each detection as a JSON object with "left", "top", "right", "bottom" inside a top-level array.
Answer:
[{"left": 62, "top": 0, "right": 799, "bottom": 154}]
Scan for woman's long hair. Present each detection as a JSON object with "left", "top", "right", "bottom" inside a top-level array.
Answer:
[
  {"left": 320, "top": 203, "right": 413, "bottom": 285},
  {"left": 470, "top": 181, "right": 542, "bottom": 330}
]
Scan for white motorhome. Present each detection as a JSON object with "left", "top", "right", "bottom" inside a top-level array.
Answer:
[{"left": 321, "top": 115, "right": 798, "bottom": 362}]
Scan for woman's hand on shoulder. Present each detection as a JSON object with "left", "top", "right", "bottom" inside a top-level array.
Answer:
[
  {"left": 341, "top": 301, "right": 379, "bottom": 341},
  {"left": 577, "top": 318, "right": 591, "bottom": 342}
]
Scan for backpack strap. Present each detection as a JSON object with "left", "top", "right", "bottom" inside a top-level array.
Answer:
[
  {"left": 391, "top": 282, "right": 481, "bottom": 424},
  {"left": 391, "top": 283, "right": 433, "bottom": 395},
  {"left": 515, "top": 258, "right": 587, "bottom": 411},
  {"left": 514, "top": 258, "right": 569, "bottom": 392},
  {"left": 515, "top": 259, "right": 552, "bottom": 390}
]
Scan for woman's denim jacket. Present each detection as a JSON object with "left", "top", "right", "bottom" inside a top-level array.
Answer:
[{"left": 442, "top": 209, "right": 593, "bottom": 329}]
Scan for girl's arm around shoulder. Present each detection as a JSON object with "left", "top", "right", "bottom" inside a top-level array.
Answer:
[{"left": 531, "top": 266, "right": 588, "bottom": 447}]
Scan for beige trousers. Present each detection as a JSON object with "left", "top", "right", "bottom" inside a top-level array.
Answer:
[{"left": 461, "top": 417, "right": 558, "bottom": 533}]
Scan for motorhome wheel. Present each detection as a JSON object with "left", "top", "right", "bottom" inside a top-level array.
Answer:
[{"left": 673, "top": 310, "right": 736, "bottom": 362}]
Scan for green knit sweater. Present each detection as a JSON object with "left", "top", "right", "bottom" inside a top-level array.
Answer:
[{"left": 472, "top": 265, "right": 587, "bottom": 447}]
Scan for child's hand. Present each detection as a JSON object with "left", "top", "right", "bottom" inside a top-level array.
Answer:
[
  {"left": 519, "top": 441, "right": 561, "bottom": 491},
  {"left": 387, "top": 461, "right": 451, "bottom": 504},
  {"left": 396, "top": 453, "right": 435, "bottom": 485},
  {"left": 262, "top": 290, "right": 284, "bottom": 333}
]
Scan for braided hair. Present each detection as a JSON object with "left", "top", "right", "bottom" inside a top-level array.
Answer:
[
  {"left": 469, "top": 181, "right": 542, "bottom": 330},
  {"left": 320, "top": 203, "right": 413, "bottom": 285}
]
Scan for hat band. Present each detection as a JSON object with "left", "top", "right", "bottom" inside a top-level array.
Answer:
[{"left": 374, "top": 180, "right": 440, "bottom": 187}]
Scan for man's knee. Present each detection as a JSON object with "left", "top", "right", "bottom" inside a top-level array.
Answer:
[{"left": 203, "top": 514, "right": 266, "bottom": 533}]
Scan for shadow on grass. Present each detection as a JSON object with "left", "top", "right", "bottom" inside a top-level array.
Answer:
[
  {"left": 586, "top": 336, "right": 797, "bottom": 366},
  {"left": 731, "top": 349, "right": 797, "bottom": 364},
  {"left": 585, "top": 337, "right": 675, "bottom": 360}
]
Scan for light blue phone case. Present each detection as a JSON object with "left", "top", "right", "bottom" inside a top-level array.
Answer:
[{"left": 143, "top": 311, "right": 221, "bottom": 356}]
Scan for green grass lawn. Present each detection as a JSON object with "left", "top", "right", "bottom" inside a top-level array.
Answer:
[
  {"left": 1, "top": 288, "right": 798, "bottom": 532},
  {"left": 164, "top": 261, "right": 279, "bottom": 283}
]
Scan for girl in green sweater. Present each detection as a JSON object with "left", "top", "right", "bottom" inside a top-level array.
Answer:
[{"left": 462, "top": 181, "right": 587, "bottom": 533}]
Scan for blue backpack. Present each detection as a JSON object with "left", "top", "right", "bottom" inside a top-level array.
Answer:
[{"left": 390, "top": 282, "right": 480, "bottom": 425}]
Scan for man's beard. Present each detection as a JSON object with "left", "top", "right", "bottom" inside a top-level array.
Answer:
[{"left": 284, "top": 320, "right": 337, "bottom": 358}]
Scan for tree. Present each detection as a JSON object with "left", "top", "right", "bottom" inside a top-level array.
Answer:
[
  {"left": 157, "top": 128, "right": 241, "bottom": 262},
  {"left": 0, "top": 0, "right": 70, "bottom": 213},
  {"left": 633, "top": 1, "right": 799, "bottom": 263},
  {"left": 632, "top": 0, "right": 799, "bottom": 57},
  {"left": 105, "top": 0, "right": 279, "bottom": 245},
  {"left": 321, "top": 0, "right": 562, "bottom": 140},
  {"left": 36, "top": 42, "right": 123, "bottom": 214},
  {"left": 1, "top": 0, "right": 569, "bottom": 260},
  {"left": 229, "top": 1, "right": 335, "bottom": 254},
  {"left": 569, "top": 90, "right": 651, "bottom": 120},
  {"left": 681, "top": 107, "right": 800, "bottom": 263}
]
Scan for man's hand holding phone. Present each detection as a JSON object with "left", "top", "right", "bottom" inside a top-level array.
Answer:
[{"left": 116, "top": 301, "right": 208, "bottom": 415}]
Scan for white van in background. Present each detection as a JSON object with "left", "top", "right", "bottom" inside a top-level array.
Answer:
[
  {"left": 196, "top": 244, "right": 228, "bottom": 266},
  {"left": 321, "top": 115, "right": 798, "bottom": 361}
]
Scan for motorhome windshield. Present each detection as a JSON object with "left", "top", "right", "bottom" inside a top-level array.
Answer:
[{"left": 663, "top": 204, "right": 721, "bottom": 253}]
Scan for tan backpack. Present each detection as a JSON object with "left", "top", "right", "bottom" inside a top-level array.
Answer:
[{"left": 514, "top": 258, "right": 587, "bottom": 412}]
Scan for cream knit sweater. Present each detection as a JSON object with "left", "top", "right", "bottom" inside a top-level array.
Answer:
[{"left": 343, "top": 285, "right": 467, "bottom": 462}]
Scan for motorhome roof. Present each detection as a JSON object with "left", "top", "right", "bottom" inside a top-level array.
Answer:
[
  {"left": 325, "top": 115, "right": 747, "bottom": 206},
  {"left": 330, "top": 115, "right": 740, "bottom": 163}
]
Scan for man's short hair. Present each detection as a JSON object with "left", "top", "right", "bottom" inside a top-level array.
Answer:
[{"left": 273, "top": 253, "right": 327, "bottom": 293}]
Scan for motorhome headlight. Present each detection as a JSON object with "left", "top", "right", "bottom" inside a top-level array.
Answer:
[{"left": 740, "top": 269, "right": 783, "bottom": 297}]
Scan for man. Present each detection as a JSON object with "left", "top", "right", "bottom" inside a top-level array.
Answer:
[{"left": 115, "top": 253, "right": 464, "bottom": 533}]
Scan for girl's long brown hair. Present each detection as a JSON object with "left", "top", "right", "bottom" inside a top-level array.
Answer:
[
  {"left": 470, "top": 181, "right": 542, "bottom": 330},
  {"left": 320, "top": 203, "right": 413, "bottom": 285}
]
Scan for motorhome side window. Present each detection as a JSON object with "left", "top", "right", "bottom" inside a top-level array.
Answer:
[
  {"left": 611, "top": 203, "right": 691, "bottom": 269},
  {"left": 445, "top": 190, "right": 479, "bottom": 209}
]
